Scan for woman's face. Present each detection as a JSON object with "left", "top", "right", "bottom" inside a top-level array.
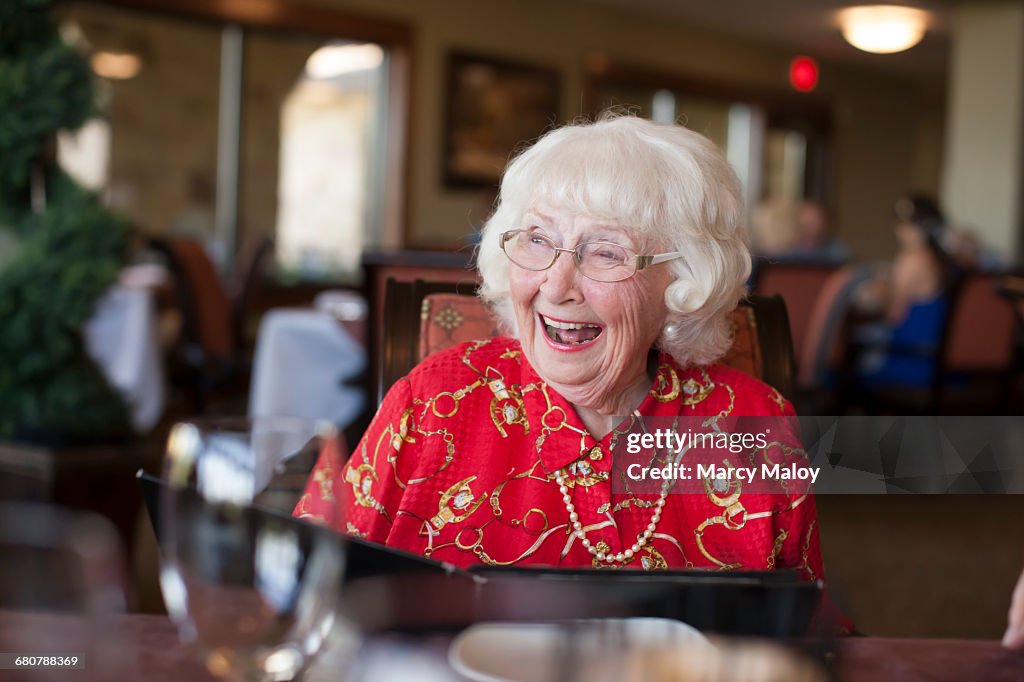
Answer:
[
  {"left": 895, "top": 221, "right": 925, "bottom": 247},
  {"left": 507, "top": 206, "right": 673, "bottom": 412}
]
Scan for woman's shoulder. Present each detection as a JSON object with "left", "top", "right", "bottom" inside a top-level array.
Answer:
[
  {"left": 404, "top": 336, "right": 525, "bottom": 391},
  {"left": 688, "top": 361, "right": 794, "bottom": 416}
]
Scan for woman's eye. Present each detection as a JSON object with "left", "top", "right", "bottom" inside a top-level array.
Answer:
[{"left": 594, "top": 247, "right": 623, "bottom": 262}]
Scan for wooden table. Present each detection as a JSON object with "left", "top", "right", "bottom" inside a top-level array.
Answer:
[
  {"left": 837, "top": 636, "right": 1022, "bottom": 680},
  {"left": 0, "top": 610, "right": 1020, "bottom": 681}
]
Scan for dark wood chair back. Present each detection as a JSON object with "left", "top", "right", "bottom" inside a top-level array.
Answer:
[
  {"left": 148, "top": 237, "right": 239, "bottom": 412},
  {"left": 230, "top": 236, "right": 274, "bottom": 349},
  {"left": 380, "top": 278, "right": 797, "bottom": 404},
  {"left": 378, "top": 278, "right": 481, "bottom": 404}
]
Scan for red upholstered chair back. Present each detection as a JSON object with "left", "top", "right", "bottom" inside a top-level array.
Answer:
[
  {"left": 943, "top": 273, "right": 1016, "bottom": 371},
  {"left": 417, "top": 292, "right": 794, "bottom": 398},
  {"left": 418, "top": 293, "right": 502, "bottom": 360},
  {"left": 418, "top": 294, "right": 772, "bottom": 379},
  {"left": 754, "top": 262, "right": 841, "bottom": 372},
  {"left": 381, "top": 278, "right": 796, "bottom": 402}
]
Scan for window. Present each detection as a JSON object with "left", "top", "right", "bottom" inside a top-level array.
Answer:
[
  {"left": 271, "top": 41, "right": 387, "bottom": 280},
  {"left": 55, "top": 1, "right": 410, "bottom": 283}
]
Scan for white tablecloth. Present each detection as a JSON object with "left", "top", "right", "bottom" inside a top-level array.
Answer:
[
  {"left": 248, "top": 309, "right": 366, "bottom": 430},
  {"left": 83, "top": 284, "right": 166, "bottom": 432}
]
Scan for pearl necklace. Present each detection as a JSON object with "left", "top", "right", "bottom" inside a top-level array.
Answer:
[
  {"left": 556, "top": 410, "right": 678, "bottom": 565},
  {"left": 556, "top": 470, "right": 669, "bottom": 564}
]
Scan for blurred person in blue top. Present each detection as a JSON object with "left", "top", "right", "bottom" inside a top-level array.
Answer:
[{"left": 853, "top": 194, "right": 957, "bottom": 389}]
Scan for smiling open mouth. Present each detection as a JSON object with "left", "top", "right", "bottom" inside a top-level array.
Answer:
[{"left": 539, "top": 314, "right": 604, "bottom": 346}]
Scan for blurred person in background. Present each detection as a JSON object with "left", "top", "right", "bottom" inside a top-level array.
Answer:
[
  {"left": 853, "top": 194, "right": 958, "bottom": 389},
  {"left": 794, "top": 200, "right": 849, "bottom": 263},
  {"left": 750, "top": 197, "right": 801, "bottom": 257},
  {"left": 749, "top": 198, "right": 847, "bottom": 263},
  {"left": 856, "top": 194, "right": 953, "bottom": 324},
  {"left": 942, "top": 223, "right": 1008, "bottom": 272}
]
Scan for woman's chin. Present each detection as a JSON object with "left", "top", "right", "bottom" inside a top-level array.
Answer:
[{"left": 527, "top": 334, "right": 607, "bottom": 388}]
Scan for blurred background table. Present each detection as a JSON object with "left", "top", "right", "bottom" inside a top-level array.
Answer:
[
  {"left": 83, "top": 277, "right": 166, "bottom": 434},
  {"left": 247, "top": 296, "right": 366, "bottom": 433}
]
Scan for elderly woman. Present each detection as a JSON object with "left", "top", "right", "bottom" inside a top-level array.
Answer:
[{"left": 297, "top": 116, "right": 824, "bottom": 577}]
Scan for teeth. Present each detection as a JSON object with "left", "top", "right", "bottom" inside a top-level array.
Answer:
[{"left": 540, "top": 315, "right": 600, "bottom": 330}]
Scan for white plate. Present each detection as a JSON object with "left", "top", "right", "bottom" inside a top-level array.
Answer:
[{"left": 448, "top": 618, "right": 710, "bottom": 682}]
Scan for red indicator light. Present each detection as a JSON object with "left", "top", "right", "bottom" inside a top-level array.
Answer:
[{"left": 790, "top": 56, "right": 819, "bottom": 92}]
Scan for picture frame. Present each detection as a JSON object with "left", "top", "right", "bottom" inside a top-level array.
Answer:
[{"left": 442, "top": 51, "right": 560, "bottom": 188}]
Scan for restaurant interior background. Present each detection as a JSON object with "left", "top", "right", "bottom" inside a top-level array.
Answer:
[
  {"left": 4, "top": 0, "right": 1024, "bottom": 649},
  {"left": 54, "top": 0, "right": 960, "bottom": 271}
]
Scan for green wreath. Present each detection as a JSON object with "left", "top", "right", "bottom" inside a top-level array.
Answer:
[{"left": 0, "top": 0, "right": 130, "bottom": 444}]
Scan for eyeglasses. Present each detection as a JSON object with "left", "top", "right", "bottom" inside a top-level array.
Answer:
[{"left": 499, "top": 230, "right": 681, "bottom": 283}]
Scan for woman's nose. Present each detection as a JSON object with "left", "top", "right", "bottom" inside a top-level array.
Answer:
[{"left": 539, "top": 250, "right": 584, "bottom": 303}]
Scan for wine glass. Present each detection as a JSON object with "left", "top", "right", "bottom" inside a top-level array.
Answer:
[{"left": 159, "top": 416, "right": 345, "bottom": 682}]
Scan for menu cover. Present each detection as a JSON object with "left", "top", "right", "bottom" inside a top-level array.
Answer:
[{"left": 139, "top": 471, "right": 821, "bottom": 635}]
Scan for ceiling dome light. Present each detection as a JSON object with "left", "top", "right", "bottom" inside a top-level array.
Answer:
[
  {"left": 839, "top": 5, "right": 929, "bottom": 54},
  {"left": 90, "top": 51, "right": 142, "bottom": 80},
  {"left": 305, "top": 43, "right": 383, "bottom": 79}
]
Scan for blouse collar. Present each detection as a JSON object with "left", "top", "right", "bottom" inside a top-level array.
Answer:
[{"left": 515, "top": 343, "right": 684, "bottom": 474}]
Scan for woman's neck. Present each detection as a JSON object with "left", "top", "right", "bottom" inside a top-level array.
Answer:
[{"left": 571, "top": 373, "right": 652, "bottom": 440}]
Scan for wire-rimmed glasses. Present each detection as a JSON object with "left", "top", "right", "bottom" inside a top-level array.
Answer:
[{"left": 499, "top": 230, "right": 681, "bottom": 283}]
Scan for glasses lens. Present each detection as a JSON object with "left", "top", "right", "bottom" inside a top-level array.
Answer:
[
  {"left": 504, "top": 231, "right": 555, "bottom": 271},
  {"left": 577, "top": 242, "right": 635, "bottom": 282}
]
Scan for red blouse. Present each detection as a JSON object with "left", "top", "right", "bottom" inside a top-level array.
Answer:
[
  {"left": 297, "top": 337, "right": 826, "bottom": 581},
  {"left": 296, "top": 337, "right": 824, "bottom": 578}
]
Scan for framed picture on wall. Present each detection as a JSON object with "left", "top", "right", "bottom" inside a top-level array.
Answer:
[{"left": 443, "top": 51, "right": 560, "bottom": 188}]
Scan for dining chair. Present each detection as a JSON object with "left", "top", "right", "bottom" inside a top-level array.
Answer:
[
  {"left": 230, "top": 236, "right": 274, "bottom": 350},
  {"left": 752, "top": 260, "right": 842, "bottom": 371},
  {"left": 377, "top": 278, "right": 482, "bottom": 404},
  {"left": 379, "top": 278, "right": 797, "bottom": 404},
  {"left": 796, "top": 265, "right": 876, "bottom": 413},
  {"left": 846, "top": 270, "right": 1019, "bottom": 414},
  {"left": 148, "top": 237, "right": 240, "bottom": 413},
  {"left": 935, "top": 271, "right": 1018, "bottom": 411}
]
